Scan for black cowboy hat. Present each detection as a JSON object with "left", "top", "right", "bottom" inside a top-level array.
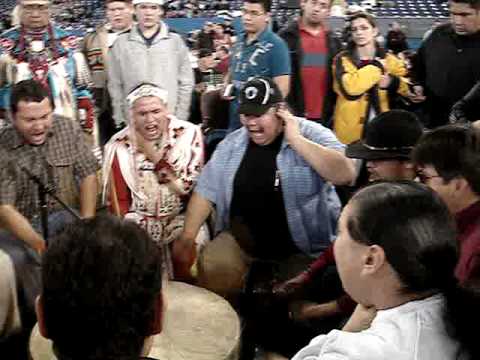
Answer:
[{"left": 346, "top": 110, "right": 423, "bottom": 160}]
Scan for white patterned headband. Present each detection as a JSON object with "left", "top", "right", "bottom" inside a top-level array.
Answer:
[
  {"left": 126, "top": 84, "right": 168, "bottom": 108},
  {"left": 19, "top": 0, "right": 50, "bottom": 5},
  {"left": 132, "top": 0, "right": 164, "bottom": 5}
]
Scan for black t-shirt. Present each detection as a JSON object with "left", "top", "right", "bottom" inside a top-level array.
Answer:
[
  {"left": 230, "top": 135, "right": 299, "bottom": 260},
  {"left": 138, "top": 26, "right": 161, "bottom": 47}
]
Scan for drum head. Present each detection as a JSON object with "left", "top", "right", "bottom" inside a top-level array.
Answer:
[
  {"left": 150, "top": 281, "right": 240, "bottom": 360},
  {"left": 29, "top": 324, "right": 54, "bottom": 360},
  {"left": 30, "top": 282, "right": 240, "bottom": 360}
]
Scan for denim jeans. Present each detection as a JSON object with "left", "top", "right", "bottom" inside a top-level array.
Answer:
[{"left": 0, "top": 210, "right": 76, "bottom": 333}]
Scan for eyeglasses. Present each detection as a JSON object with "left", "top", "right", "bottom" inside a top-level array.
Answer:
[
  {"left": 417, "top": 172, "right": 442, "bottom": 184},
  {"left": 22, "top": 4, "right": 49, "bottom": 12},
  {"left": 241, "top": 8, "right": 266, "bottom": 17}
]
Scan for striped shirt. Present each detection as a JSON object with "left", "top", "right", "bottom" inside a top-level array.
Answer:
[{"left": 300, "top": 24, "right": 328, "bottom": 120}]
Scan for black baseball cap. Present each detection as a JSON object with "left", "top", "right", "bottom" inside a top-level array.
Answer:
[{"left": 238, "top": 77, "right": 283, "bottom": 116}]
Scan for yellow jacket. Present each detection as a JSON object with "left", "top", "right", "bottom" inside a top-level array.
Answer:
[{"left": 332, "top": 50, "right": 410, "bottom": 144}]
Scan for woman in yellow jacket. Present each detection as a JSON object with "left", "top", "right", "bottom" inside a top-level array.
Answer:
[{"left": 333, "top": 12, "right": 410, "bottom": 144}]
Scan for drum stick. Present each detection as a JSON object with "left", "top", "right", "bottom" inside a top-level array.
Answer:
[{"left": 109, "top": 172, "right": 122, "bottom": 217}]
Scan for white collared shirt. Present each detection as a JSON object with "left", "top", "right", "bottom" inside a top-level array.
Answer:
[{"left": 293, "top": 295, "right": 467, "bottom": 360}]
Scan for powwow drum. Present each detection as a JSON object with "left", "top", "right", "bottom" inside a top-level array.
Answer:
[{"left": 29, "top": 281, "right": 240, "bottom": 360}]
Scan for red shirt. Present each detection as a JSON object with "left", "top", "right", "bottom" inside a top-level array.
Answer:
[
  {"left": 215, "top": 56, "right": 230, "bottom": 75},
  {"left": 109, "top": 154, "right": 131, "bottom": 217},
  {"left": 299, "top": 23, "right": 328, "bottom": 120},
  {"left": 455, "top": 200, "right": 480, "bottom": 283},
  {"left": 304, "top": 244, "right": 356, "bottom": 314}
]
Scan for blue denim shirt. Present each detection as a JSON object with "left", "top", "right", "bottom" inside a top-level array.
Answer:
[{"left": 195, "top": 118, "right": 344, "bottom": 256}]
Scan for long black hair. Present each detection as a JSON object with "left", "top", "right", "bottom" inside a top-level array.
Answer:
[{"left": 347, "top": 181, "right": 480, "bottom": 358}]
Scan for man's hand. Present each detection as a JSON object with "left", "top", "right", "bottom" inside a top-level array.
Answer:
[
  {"left": 342, "top": 304, "right": 377, "bottom": 332},
  {"left": 276, "top": 106, "right": 302, "bottom": 146},
  {"left": 135, "top": 134, "right": 176, "bottom": 184},
  {"left": 0, "top": 205, "right": 46, "bottom": 255},
  {"left": 449, "top": 100, "right": 468, "bottom": 124},
  {"left": 407, "top": 84, "right": 426, "bottom": 103},
  {"left": 220, "top": 83, "right": 235, "bottom": 101},
  {"left": 289, "top": 301, "right": 320, "bottom": 322},
  {"left": 135, "top": 133, "right": 165, "bottom": 165},
  {"left": 289, "top": 300, "right": 341, "bottom": 322},
  {"left": 379, "top": 74, "right": 392, "bottom": 89},
  {"left": 273, "top": 271, "right": 310, "bottom": 298},
  {"left": 172, "top": 232, "right": 196, "bottom": 281},
  {"left": 33, "top": 239, "right": 46, "bottom": 255}
]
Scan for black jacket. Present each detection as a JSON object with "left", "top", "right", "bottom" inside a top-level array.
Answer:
[
  {"left": 450, "top": 79, "right": 480, "bottom": 123},
  {"left": 412, "top": 24, "right": 480, "bottom": 127},
  {"left": 279, "top": 21, "right": 342, "bottom": 127},
  {"left": 386, "top": 29, "right": 409, "bottom": 54}
]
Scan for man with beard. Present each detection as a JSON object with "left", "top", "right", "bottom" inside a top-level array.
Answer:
[{"left": 279, "top": 0, "right": 341, "bottom": 125}]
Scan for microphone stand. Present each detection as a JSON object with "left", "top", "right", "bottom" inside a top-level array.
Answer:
[{"left": 19, "top": 165, "right": 81, "bottom": 244}]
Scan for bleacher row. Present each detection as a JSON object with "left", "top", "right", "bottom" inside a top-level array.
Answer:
[{"left": 365, "top": 0, "right": 449, "bottom": 17}]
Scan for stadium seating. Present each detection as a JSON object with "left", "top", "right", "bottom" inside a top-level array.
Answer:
[{"left": 352, "top": 0, "right": 449, "bottom": 17}]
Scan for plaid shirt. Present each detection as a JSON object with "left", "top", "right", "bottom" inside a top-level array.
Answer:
[{"left": 0, "top": 116, "right": 99, "bottom": 222}]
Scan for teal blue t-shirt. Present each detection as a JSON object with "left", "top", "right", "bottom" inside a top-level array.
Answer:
[{"left": 228, "top": 28, "right": 291, "bottom": 130}]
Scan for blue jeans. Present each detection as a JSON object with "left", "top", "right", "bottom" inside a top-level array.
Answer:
[{"left": 0, "top": 210, "right": 76, "bottom": 330}]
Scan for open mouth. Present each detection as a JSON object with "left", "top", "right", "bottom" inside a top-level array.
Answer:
[
  {"left": 144, "top": 124, "right": 159, "bottom": 137},
  {"left": 367, "top": 169, "right": 379, "bottom": 181},
  {"left": 248, "top": 128, "right": 265, "bottom": 139},
  {"left": 30, "top": 132, "right": 45, "bottom": 143}
]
